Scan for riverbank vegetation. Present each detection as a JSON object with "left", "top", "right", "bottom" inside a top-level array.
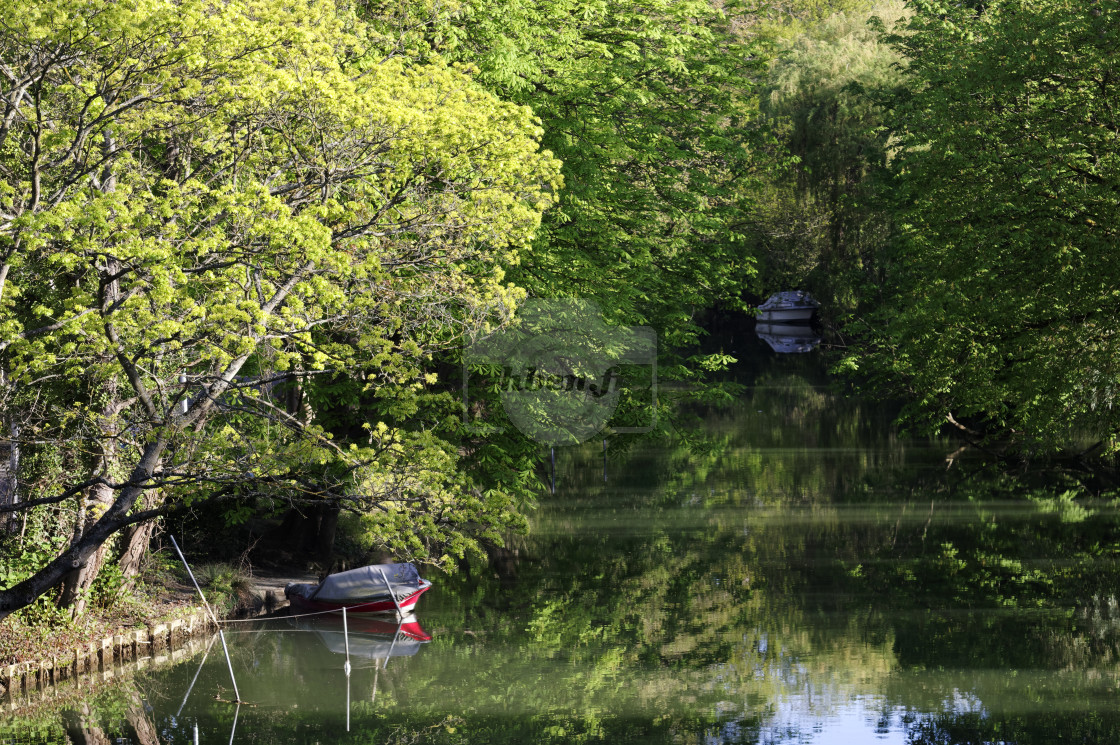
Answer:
[{"left": 1, "top": 0, "right": 1118, "bottom": 643}]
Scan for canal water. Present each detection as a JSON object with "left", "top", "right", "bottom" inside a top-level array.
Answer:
[{"left": 5, "top": 344, "right": 1120, "bottom": 743}]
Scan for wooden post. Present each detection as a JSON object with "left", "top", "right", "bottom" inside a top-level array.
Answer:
[
  {"left": 170, "top": 619, "right": 182, "bottom": 646},
  {"left": 342, "top": 606, "right": 351, "bottom": 677},
  {"left": 100, "top": 637, "right": 112, "bottom": 669}
]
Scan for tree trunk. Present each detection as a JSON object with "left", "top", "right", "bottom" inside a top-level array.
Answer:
[
  {"left": 118, "top": 517, "right": 157, "bottom": 588},
  {"left": 0, "top": 434, "right": 15, "bottom": 533},
  {"left": 119, "top": 492, "right": 161, "bottom": 588},
  {"left": 62, "top": 704, "right": 112, "bottom": 745},
  {"left": 59, "top": 244, "right": 123, "bottom": 617},
  {"left": 58, "top": 480, "right": 116, "bottom": 616},
  {"left": 0, "top": 438, "right": 167, "bottom": 621},
  {"left": 0, "top": 364, "right": 18, "bottom": 533},
  {"left": 315, "top": 505, "right": 339, "bottom": 562}
]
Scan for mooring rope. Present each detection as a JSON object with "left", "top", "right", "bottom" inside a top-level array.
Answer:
[{"left": 215, "top": 606, "right": 355, "bottom": 623}]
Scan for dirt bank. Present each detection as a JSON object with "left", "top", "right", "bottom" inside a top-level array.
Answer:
[{"left": 239, "top": 567, "right": 319, "bottom": 615}]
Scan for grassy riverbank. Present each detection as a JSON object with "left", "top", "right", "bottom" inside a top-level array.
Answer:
[
  {"left": 0, "top": 585, "right": 193, "bottom": 667},
  {"left": 0, "top": 559, "right": 313, "bottom": 667}
]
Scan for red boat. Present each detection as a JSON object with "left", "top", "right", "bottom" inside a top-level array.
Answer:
[{"left": 285, "top": 563, "right": 432, "bottom": 615}]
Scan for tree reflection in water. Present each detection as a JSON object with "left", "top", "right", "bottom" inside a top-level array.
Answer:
[{"left": 5, "top": 352, "right": 1120, "bottom": 744}]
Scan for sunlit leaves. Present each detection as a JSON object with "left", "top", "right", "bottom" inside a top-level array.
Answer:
[
  {"left": 850, "top": 0, "right": 1120, "bottom": 450},
  {"left": 0, "top": 0, "right": 561, "bottom": 594}
]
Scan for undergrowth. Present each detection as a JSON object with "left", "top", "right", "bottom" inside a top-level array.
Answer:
[{"left": 0, "top": 545, "right": 200, "bottom": 667}]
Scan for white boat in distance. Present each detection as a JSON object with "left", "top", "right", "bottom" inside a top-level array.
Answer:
[{"left": 756, "top": 291, "right": 819, "bottom": 322}]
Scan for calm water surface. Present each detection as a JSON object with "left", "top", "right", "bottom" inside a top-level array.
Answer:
[{"left": 6, "top": 348, "right": 1120, "bottom": 743}]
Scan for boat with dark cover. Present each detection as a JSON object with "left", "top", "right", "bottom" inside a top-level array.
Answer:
[{"left": 285, "top": 562, "right": 432, "bottom": 615}]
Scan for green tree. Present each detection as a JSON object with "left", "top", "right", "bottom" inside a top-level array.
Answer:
[
  {"left": 491, "top": 0, "right": 764, "bottom": 346},
  {"left": 752, "top": 1, "right": 904, "bottom": 308},
  {"left": 369, "top": 0, "right": 774, "bottom": 347},
  {"left": 0, "top": 0, "right": 558, "bottom": 618},
  {"left": 331, "top": 0, "right": 778, "bottom": 529},
  {"left": 846, "top": 0, "right": 1120, "bottom": 451}
]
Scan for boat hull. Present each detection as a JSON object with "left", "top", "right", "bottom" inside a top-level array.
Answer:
[
  {"left": 757, "top": 308, "right": 816, "bottom": 322},
  {"left": 287, "top": 580, "right": 432, "bottom": 615},
  {"left": 756, "top": 291, "right": 819, "bottom": 323}
]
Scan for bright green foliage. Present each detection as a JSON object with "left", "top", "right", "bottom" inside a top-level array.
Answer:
[
  {"left": 0, "top": 0, "right": 559, "bottom": 609},
  {"left": 347, "top": 0, "right": 776, "bottom": 518},
  {"left": 849, "top": 0, "right": 1120, "bottom": 450},
  {"left": 423, "top": 0, "right": 767, "bottom": 348},
  {"left": 746, "top": 0, "right": 881, "bottom": 41},
  {"left": 753, "top": 1, "right": 905, "bottom": 306}
]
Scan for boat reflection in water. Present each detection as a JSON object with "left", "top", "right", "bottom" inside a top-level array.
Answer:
[
  {"left": 755, "top": 321, "right": 822, "bottom": 354},
  {"left": 296, "top": 612, "right": 432, "bottom": 732},
  {"left": 173, "top": 612, "right": 432, "bottom": 742},
  {"left": 293, "top": 612, "right": 432, "bottom": 667}
]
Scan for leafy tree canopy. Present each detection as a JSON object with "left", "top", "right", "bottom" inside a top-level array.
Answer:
[
  {"left": 845, "top": 0, "right": 1120, "bottom": 451},
  {"left": 0, "top": 0, "right": 559, "bottom": 617},
  {"left": 383, "top": 0, "right": 770, "bottom": 350},
  {"left": 752, "top": 0, "right": 905, "bottom": 304}
]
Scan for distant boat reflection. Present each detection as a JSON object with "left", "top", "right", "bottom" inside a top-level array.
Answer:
[{"left": 755, "top": 322, "right": 822, "bottom": 354}]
